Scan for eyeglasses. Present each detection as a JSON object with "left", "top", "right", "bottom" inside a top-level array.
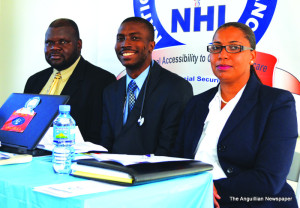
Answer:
[{"left": 207, "top": 45, "right": 253, "bottom": 54}]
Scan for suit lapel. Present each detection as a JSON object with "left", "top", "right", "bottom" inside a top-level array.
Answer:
[
  {"left": 34, "top": 69, "right": 53, "bottom": 94},
  {"left": 61, "top": 57, "right": 85, "bottom": 96},
  {"left": 191, "top": 88, "right": 217, "bottom": 154},
  {"left": 144, "top": 62, "right": 161, "bottom": 97},
  {"left": 114, "top": 77, "right": 127, "bottom": 136},
  {"left": 219, "top": 73, "right": 261, "bottom": 142}
]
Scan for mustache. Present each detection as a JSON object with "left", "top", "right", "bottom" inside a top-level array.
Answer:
[
  {"left": 47, "top": 52, "right": 64, "bottom": 58},
  {"left": 120, "top": 46, "right": 134, "bottom": 51},
  {"left": 49, "top": 51, "right": 62, "bottom": 55},
  {"left": 119, "top": 48, "right": 136, "bottom": 55}
]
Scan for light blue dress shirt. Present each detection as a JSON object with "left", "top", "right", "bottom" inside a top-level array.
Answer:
[{"left": 123, "top": 65, "right": 150, "bottom": 124}]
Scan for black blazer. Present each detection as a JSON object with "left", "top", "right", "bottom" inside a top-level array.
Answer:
[
  {"left": 100, "top": 61, "right": 193, "bottom": 156},
  {"left": 173, "top": 72, "right": 298, "bottom": 207},
  {"left": 24, "top": 57, "right": 116, "bottom": 144}
]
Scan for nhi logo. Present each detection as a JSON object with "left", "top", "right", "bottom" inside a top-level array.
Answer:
[{"left": 133, "top": 0, "right": 277, "bottom": 50}]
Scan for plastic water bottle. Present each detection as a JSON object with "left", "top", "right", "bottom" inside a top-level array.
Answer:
[{"left": 52, "top": 105, "right": 75, "bottom": 174}]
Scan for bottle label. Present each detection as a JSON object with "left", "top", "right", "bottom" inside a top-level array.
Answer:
[{"left": 53, "top": 125, "right": 75, "bottom": 145}]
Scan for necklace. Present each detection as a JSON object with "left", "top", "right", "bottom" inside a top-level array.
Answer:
[{"left": 220, "top": 96, "right": 228, "bottom": 104}]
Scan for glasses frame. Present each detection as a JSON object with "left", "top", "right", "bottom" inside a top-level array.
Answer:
[{"left": 207, "top": 45, "right": 254, "bottom": 54}]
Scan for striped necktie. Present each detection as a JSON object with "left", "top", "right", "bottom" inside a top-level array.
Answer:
[
  {"left": 127, "top": 80, "right": 138, "bottom": 112},
  {"left": 48, "top": 72, "right": 61, "bottom": 95}
]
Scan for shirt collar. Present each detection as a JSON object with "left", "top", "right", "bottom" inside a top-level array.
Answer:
[
  {"left": 218, "top": 84, "right": 246, "bottom": 102},
  {"left": 126, "top": 62, "right": 151, "bottom": 91},
  {"left": 53, "top": 56, "right": 81, "bottom": 80},
  {"left": 209, "top": 84, "right": 247, "bottom": 110}
]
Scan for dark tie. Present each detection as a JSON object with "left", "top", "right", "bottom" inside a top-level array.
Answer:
[{"left": 127, "top": 80, "right": 138, "bottom": 112}]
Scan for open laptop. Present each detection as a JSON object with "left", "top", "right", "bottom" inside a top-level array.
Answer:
[{"left": 0, "top": 93, "right": 69, "bottom": 155}]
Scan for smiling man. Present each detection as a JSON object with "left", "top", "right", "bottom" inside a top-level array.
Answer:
[
  {"left": 24, "top": 18, "right": 116, "bottom": 144},
  {"left": 100, "top": 17, "right": 193, "bottom": 155}
]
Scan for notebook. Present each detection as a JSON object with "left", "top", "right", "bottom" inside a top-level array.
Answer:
[
  {"left": 71, "top": 154, "right": 213, "bottom": 186},
  {"left": 0, "top": 93, "right": 69, "bottom": 155}
]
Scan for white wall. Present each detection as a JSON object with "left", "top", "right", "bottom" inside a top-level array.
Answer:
[{"left": 0, "top": 0, "right": 134, "bottom": 105}]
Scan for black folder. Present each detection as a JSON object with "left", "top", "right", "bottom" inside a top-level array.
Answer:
[
  {"left": 71, "top": 158, "right": 213, "bottom": 186},
  {"left": 0, "top": 93, "right": 69, "bottom": 155}
]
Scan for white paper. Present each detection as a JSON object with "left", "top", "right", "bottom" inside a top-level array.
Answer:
[
  {"left": 37, "top": 127, "right": 108, "bottom": 153},
  {"left": 33, "top": 180, "right": 126, "bottom": 198},
  {"left": 91, "top": 153, "right": 191, "bottom": 166},
  {"left": 0, "top": 151, "right": 11, "bottom": 159}
]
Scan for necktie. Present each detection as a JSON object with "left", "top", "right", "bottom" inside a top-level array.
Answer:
[
  {"left": 48, "top": 72, "right": 61, "bottom": 95},
  {"left": 127, "top": 80, "right": 138, "bottom": 112}
]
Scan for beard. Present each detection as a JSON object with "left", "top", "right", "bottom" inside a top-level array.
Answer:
[{"left": 45, "top": 52, "right": 80, "bottom": 71}]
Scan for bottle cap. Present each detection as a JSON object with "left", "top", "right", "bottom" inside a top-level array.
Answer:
[{"left": 59, "top": 105, "right": 70, "bottom": 112}]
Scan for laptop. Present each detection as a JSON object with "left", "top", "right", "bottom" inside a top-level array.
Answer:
[{"left": 0, "top": 93, "right": 69, "bottom": 155}]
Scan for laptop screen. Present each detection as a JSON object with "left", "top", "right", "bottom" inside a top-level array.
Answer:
[{"left": 0, "top": 93, "right": 69, "bottom": 153}]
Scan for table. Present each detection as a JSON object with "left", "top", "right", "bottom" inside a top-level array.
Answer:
[{"left": 0, "top": 156, "right": 213, "bottom": 208}]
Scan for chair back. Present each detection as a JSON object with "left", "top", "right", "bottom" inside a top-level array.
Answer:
[{"left": 287, "top": 150, "right": 300, "bottom": 205}]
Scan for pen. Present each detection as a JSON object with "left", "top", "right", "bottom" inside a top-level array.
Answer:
[{"left": 142, "top": 154, "right": 154, "bottom": 159}]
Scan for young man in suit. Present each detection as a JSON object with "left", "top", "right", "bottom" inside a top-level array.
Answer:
[
  {"left": 24, "top": 18, "right": 116, "bottom": 145},
  {"left": 100, "top": 17, "right": 193, "bottom": 156}
]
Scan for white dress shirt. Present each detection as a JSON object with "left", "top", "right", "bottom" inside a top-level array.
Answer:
[{"left": 194, "top": 85, "right": 246, "bottom": 180}]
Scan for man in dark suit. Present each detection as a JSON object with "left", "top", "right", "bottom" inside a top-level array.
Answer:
[
  {"left": 24, "top": 18, "right": 116, "bottom": 144},
  {"left": 100, "top": 17, "right": 193, "bottom": 156}
]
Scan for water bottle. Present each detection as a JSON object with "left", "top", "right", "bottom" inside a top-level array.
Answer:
[{"left": 52, "top": 105, "right": 75, "bottom": 174}]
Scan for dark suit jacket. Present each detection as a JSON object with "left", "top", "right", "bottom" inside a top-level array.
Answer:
[
  {"left": 24, "top": 57, "right": 116, "bottom": 144},
  {"left": 173, "top": 72, "right": 298, "bottom": 208},
  {"left": 100, "top": 61, "right": 193, "bottom": 156}
]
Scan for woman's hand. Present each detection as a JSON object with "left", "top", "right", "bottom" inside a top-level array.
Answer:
[{"left": 213, "top": 184, "right": 221, "bottom": 208}]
